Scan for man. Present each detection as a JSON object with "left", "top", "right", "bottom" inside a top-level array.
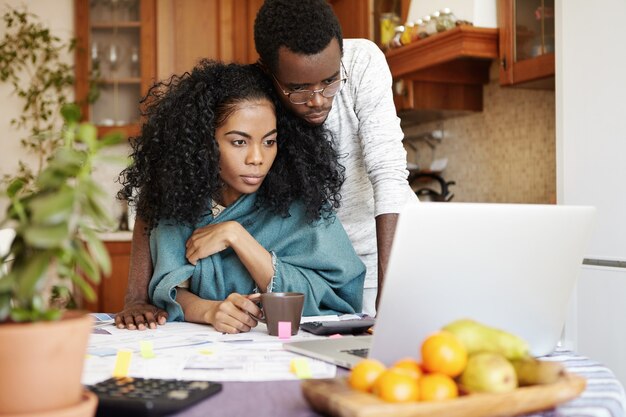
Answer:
[{"left": 116, "top": 0, "right": 415, "bottom": 329}]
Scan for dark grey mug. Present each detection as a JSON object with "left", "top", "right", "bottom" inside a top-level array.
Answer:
[{"left": 259, "top": 292, "right": 304, "bottom": 336}]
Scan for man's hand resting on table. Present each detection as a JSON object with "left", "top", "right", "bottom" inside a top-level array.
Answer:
[{"left": 115, "top": 301, "right": 168, "bottom": 330}]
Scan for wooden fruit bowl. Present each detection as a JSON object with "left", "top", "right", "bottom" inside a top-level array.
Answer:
[{"left": 302, "top": 373, "right": 585, "bottom": 417}]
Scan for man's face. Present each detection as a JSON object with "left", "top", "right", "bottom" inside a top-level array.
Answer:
[{"left": 273, "top": 38, "right": 343, "bottom": 126}]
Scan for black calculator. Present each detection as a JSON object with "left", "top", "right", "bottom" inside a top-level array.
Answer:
[
  {"left": 300, "top": 316, "right": 375, "bottom": 335},
  {"left": 88, "top": 377, "right": 222, "bottom": 417}
]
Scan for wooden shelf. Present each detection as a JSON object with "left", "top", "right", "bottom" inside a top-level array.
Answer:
[
  {"left": 99, "top": 78, "right": 142, "bottom": 85},
  {"left": 385, "top": 26, "right": 499, "bottom": 123},
  {"left": 91, "top": 21, "right": 141, "bottom": 29},
  {"left": 96, "top": 123, "right": 140, "bottom": 139},
  {"left": 385, "top": 26, "right": 499, "bottom": 79}
]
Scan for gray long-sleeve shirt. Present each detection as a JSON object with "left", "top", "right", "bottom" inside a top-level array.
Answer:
[{"left": 324, "top": 39, "right": 417, "bottom": 292}]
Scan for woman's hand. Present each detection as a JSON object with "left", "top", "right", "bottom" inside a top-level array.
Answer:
[
  {"left": 209, "top": 293, "right": 262, "bottom": 334},
  {"left": 185, "top": 221, "right": 241, "bottom": 265}
]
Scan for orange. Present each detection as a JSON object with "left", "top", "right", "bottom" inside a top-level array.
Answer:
[
  {"left": 421, "top": 331, "right": 468, "bottom": 377},
  {"left": 348, "top": 359, "right": 386, "bottom": 392},
  {"left": 391, "top": 357, "right": 423, "bottom": 380},
  {"left": 372, "top": 369, "right": 420, "bottom": 403},
  {"left": 418, "top": 373, "right": 459, "bottom": 401}
]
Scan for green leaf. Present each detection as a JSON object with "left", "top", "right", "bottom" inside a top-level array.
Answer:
[
  {"left": 98, "top": 131, "right": 124, "bottom": 148},
  {"left": 29, "top": 188, "right": 75, "bottom": 225},
  {"left": 48, "top": 147, "right": 85, "bottom": 173},
  {"left": 83, "top": 194, "right": 111, "bottom": 227},
  {"left": 10, "top": 308, "right": 33, "bottom": 322},
  {"left": 6, "top": 178, "right": 25, "bottom": 198},
  {"left": 34, "top": 167, "right": 65, "bottom": 189},
  {"left": 77, "top": 122, "right": 97, "bottom": 148},
  {"left": 23, "top": 223, "right": 69, "bottom": 248},
  {"left": 83, "top": 229, "right": 110, "bottom": 278},
  {"left": 0, "top": 292, "right": 11, "bottom": 322},
  {"left": 71, "top": 271, "right": 96, "bottom": 302},
  {"left": 40, "top": 308, "right": 61, "bottom": 321},
  {"left": 14, "top": 251, "right": 52, "bottom": 301},
  {"left": 0, "top": 273, "right": 15, "bottom": 292},
  {"left": 60, "top": 103, "right": 81, "bottom": 123},
  {"left": 74, "top": 243, "right": 99, "bottom": 284}
]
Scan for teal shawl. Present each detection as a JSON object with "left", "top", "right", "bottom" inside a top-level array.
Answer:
[{"left": 148, "top": 193, "right": 365, "bottom": 321}]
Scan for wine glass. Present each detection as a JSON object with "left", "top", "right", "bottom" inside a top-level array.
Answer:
[
  {"left": 91, "top": 41, "right": 100, "bottom": 65},
  {"left": 108, "top": 43, "right": 119, "bottom": 74},
  {"left": 129, "top": 46, "right": 139, "bottom": 77},
  {"left": 120, "top": 0, "right": 139, "bottom": 21}
]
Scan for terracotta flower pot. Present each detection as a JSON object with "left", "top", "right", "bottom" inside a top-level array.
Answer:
[{"left": 0, "top": 311, "right": 94, "bottom": 415}]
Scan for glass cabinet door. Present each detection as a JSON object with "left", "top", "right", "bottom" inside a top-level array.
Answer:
[
  {"left": 514, "top": 0, "right": 555, "bottom": 62},
  {"left": 499, "top": 0, "right": 555, "bottom": 87},
  {"left": 74, "top": 0, "right": 156, "bottom": 137}
]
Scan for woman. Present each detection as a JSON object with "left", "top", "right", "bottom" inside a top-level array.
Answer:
[{"left": 118, "top": 61, "right": 364, "bottom": 333}]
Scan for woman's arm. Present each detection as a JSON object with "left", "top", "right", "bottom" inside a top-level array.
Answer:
[
  {"left": 176, "top": 289, "right": 262, "bottom": 333},
  {"left": 185, "top": 221, "right": 274, "bottom": 292}
]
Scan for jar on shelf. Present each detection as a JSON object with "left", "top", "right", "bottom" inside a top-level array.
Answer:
[
  {"left": 389, "top": 25, "right": 405, "bottom": 49},
  {"left": 423, "top": 15, "right": 437, "bottom": 36},
  {"left": 415, "top": 18, "right": 428, "bottom": 39},
  {"left": 401, "top": 22, "right": 416, "bottom": 45},
  {"left": 431, "top": 11, "right": 442, "bottom": 33},
  {"left": 380, "top": 12, "right": 401, "bottom": 48},
  {"left": 437, "top": 8, "right": 457, "bottom": 32}
]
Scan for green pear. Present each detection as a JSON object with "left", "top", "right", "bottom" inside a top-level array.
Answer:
[
  {"left": 511, "top": 356, "right": 565, "bottom": 386},
  {"left": 442, "top": 319, "right": 529, "bottom": 360},
  {"left": 460, "top": 352, "right": 518, "bottom": 394}
]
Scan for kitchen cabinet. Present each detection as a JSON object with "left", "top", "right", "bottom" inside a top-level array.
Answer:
[
  {"left": 156, "top": 0, "right": 263, "bottom": 80},
  {"left": 330, "top": 0, "right": 411, "bottom": 41},
  {"left": 81, "top": 240, "right": 131, "bottom": 313},
  {"left": 329, "top": 0, "right": 373, "bottom": 40},
  {"left": 74, "top": 0, "right": 157, "bottom": 138},
  {"left": 498, "top": 0, "right": 555, "bottom": 87},
  {"left": 557, "top": 0, "right": 626, "bottom": 386},
  {"left": 385, "top": 26, "right": 498, "bottom": 124},
  {"left": 155, "top": 0, "right": 373, "bottom": 79}
]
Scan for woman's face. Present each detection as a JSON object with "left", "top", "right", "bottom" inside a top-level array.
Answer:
[{"left": 215, "top": 99, "right": 277, "bottom": 206}]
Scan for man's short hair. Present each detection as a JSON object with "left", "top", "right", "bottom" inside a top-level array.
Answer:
[{"left": 254, "top": 0, "right": 344, "bottom": 74}]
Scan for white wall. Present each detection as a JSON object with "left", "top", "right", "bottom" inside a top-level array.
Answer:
[
  {"left": 0, "top": 0, "right": 129, "bottom": 225},
  {"left": 557, "top": 0, "right": 626, "bottom": 386}
]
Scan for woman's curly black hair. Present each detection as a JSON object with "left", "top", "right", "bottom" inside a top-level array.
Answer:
[
  {"left": 254, "top": 0, "right": 343, "bottom": 73},
  {"left": 117, "top": 60, "right": 344, "bottom": 231}
]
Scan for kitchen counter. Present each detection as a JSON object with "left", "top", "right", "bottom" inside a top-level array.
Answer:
[{"left": 98, "top": 231, "right": 133, "bottom": 242}]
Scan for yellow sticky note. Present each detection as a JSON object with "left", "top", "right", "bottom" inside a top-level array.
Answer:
[
  {"left": 290, "top": 358, "right": 312, "bottom": 379},
  {"left": 198, "top": 349, "right": 214, "bottom": 355},
  {"left": 139, "top": 341, "right": 156, "bottom": 359},
  {"left": 112, "top": 349, "right": 132, "bottom": 378}
]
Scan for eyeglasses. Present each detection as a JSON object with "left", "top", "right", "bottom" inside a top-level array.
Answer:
[{"left": 271, "top": 63, "right": 348, "bottom": 105}]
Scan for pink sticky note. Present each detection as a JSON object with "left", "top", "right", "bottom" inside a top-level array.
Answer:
[
  {"left": 328, "top": 333, "right": 343, "bottom": 339},
  {"left": 278, "top": 321, "right": 291, "bottom": 339}
]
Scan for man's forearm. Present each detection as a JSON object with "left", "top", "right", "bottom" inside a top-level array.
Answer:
[
  {"left": 375, "top": 213, "right": 399, "bottom": 303},
  {"left": 124, "top": 216, "right": 154, "bottom": 304}
]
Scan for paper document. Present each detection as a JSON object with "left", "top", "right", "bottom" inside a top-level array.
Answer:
[{"left": 83, "top": 321, "right": 335, "bottom": 384}]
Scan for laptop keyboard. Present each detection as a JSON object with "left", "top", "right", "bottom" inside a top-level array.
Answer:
[{"left": 342, "top": 348, "right": 369, "bottom": 358}]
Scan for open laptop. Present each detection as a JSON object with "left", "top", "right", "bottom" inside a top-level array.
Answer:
[{"left": 284, "top": 203, "right": 595, "bottom": 368}]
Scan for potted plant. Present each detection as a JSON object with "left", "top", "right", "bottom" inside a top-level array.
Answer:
[{"left": 0, "top": 104, "right": 121, "bottom": 415}]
